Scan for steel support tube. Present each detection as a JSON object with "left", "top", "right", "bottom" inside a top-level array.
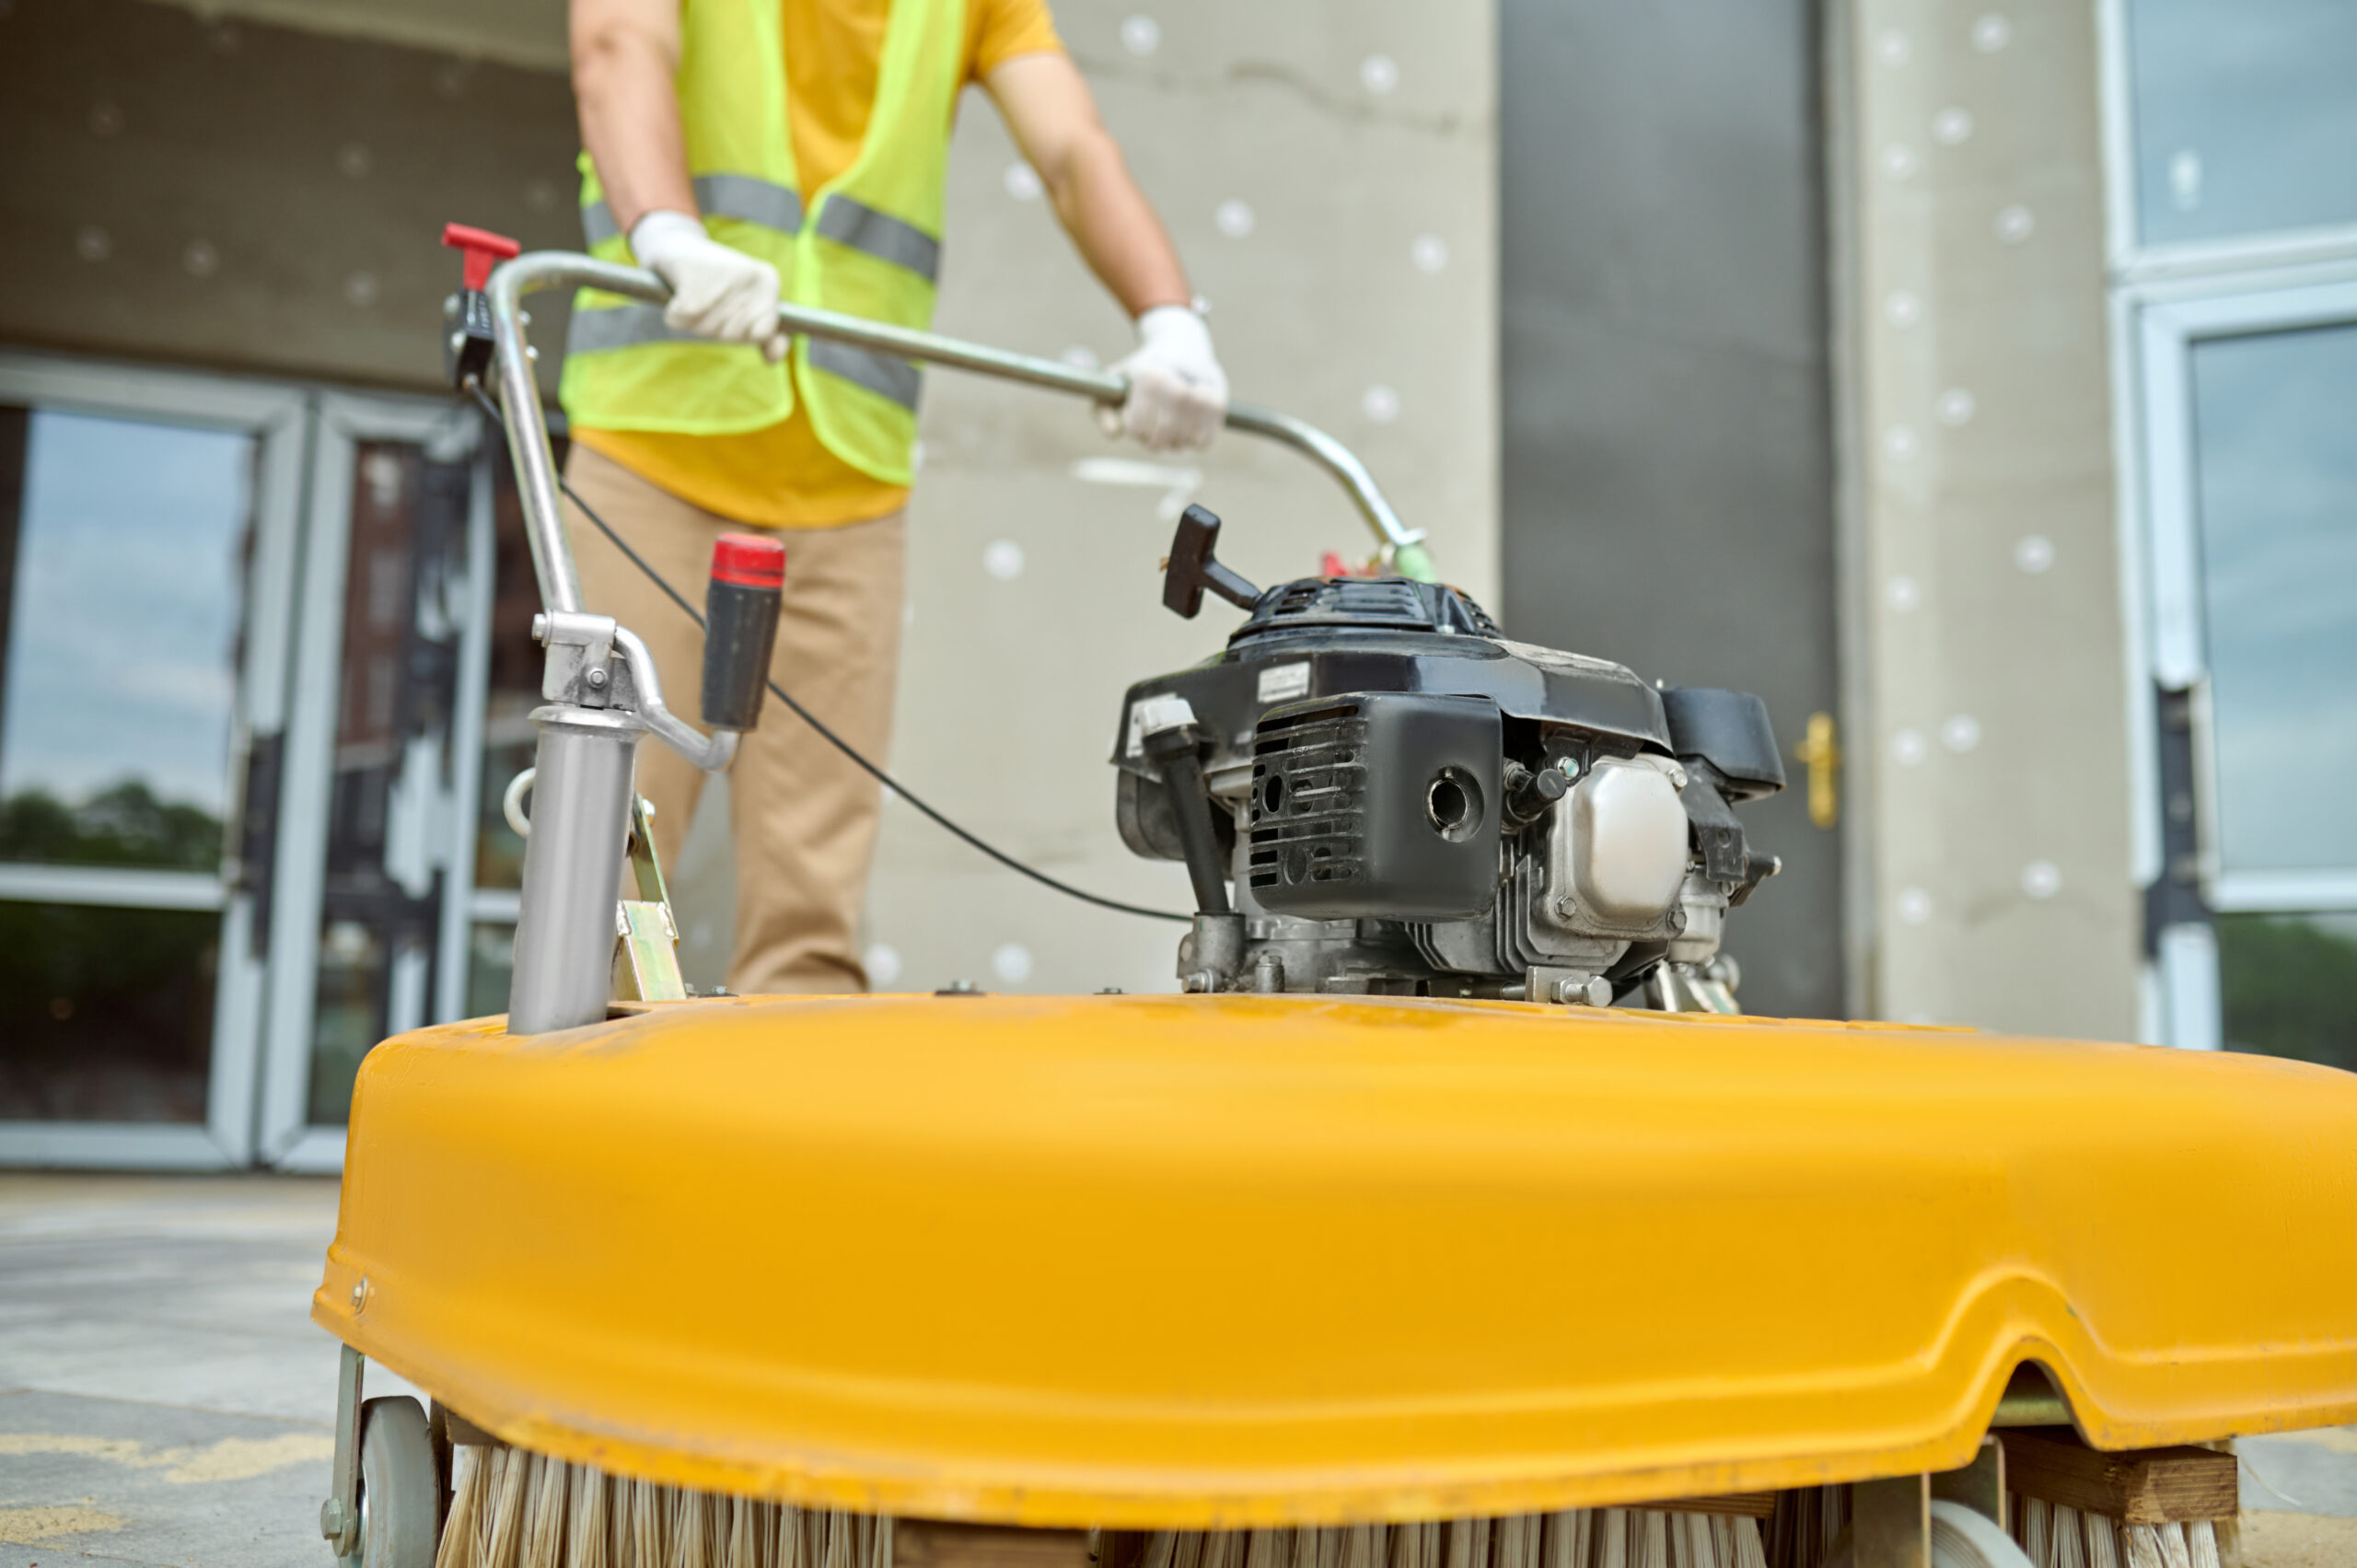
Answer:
[
  {"left": 482, "top": 251, "right": 1429, "bottom": 592},
  {"left": 508, "top": 703, "right": 642, "bottom": 1034}
]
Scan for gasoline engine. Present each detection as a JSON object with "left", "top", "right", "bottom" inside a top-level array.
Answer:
[{"left": 1113, "top": 507, "right": 1785, "bottom": 1011}]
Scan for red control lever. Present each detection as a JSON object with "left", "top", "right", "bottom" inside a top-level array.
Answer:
[{"left": 442, "top": 223, "right": 521, "bottom": 291}]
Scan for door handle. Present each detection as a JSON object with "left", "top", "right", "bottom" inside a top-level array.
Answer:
[{"left": 1794, "top": 712, "right": 1840, "bottom": 829}]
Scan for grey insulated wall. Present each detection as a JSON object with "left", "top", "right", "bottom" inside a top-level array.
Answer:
[{"left": 1499, "top": 0, "right": 1841, "bottom": 1017}]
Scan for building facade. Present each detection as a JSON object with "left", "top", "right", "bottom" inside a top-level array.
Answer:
[{"left": 2, "top": 0, "right": 2349, "bottom": 1169}]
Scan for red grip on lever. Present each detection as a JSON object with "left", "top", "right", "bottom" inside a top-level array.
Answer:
[
  {"left": 712, "top": 532, "right": 786, "bottom": 590},
  {"left": 442, "top": 223, "right": 521, "bottom": 291}
]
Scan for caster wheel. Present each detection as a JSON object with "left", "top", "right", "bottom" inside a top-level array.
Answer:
[
  {"left": 1825, "top": 1501, "right": 2034, "bottom": 1568},
  {"left": 1928, "top": 1501, "right": 2035, "bottom": 1568},
  {"left": 351, "top": 1395, "right": 440, "bottom": 1568}
]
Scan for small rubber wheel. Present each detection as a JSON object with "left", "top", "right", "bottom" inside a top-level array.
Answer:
[
  {"left": 1929, "top": 1500, "right": 2034, "bottom": 1568},
  {"left": 1822, "top": 1502, "right": 2033, "bottom": 1568},
  {"left": 357, "top": 1395, "right": 440, "bottom": 1568}
]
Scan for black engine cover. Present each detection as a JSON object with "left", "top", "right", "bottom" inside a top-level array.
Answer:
[
  {"left": 1113, "top": 575, "right": 1673, "bottom": 868},
  {"left": 1245, "top": 692, "right": 1503, "bottom": 920}
]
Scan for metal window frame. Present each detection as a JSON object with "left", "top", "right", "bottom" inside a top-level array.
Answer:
[
  {"left": 2117, "top": 267, "right": 2357, "bottom": 1046},
  {"left": 2097, "top": 0, "right": 2357, "bottom": 1045},
  {"left": 255, "top": 390, "right": 484, "bottom": 1167},
  {"left": 0, "top": 348, "right": 308, "bottom": 1167}
]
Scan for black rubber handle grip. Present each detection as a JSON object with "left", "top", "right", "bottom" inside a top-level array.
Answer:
[
  {"left": 702, "top": 532, "right": 785, "bottom": 731},
  {"left": 1163, "top": 505, "right": 1262, "bottom": 620}
]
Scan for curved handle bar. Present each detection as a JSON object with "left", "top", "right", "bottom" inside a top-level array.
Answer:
[{"left": 483, "top": 251, "right": 1434, "bottom": 617}]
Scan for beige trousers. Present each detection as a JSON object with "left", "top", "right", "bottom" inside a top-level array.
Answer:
[{"left": 563, "top": 444, "right": 904, "bottom": 993}]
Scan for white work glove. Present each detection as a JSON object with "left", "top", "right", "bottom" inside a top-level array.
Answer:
[
  {"left": 1099, "top": 305, "right": 1227, "bottom": 452},
  {"left": 631, "top": 210, "right": 791, "bottom": 364}
]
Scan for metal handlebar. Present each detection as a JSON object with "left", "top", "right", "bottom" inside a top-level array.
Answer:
[{"left": 483, "top": 251, "right": 1434, "bottom": 621}]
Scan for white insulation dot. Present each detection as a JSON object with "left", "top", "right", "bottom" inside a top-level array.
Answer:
[
  {"left": 1882, "top": 144, "right": 1919, "bottom": 180},
  {"left": 1003, "top": 162, "right": 1043, "bottom": 201},
  {"left": 1972, "top": 14, "right": 2013, "bottom": 52},
  {"left": 865, "top": 944, "right": 903, "bottom": 986},
  {"left": 1411, "top": 234, "right": 1449, "bottom": 273},
  {"left": 992, "top": 943, "right": 1034, "bottom": 983},
  {"left": 982, "top": 540, "right": 1025, "bottom": 580},
  {"left": 1898, "top": 889, "right": 1934, "bottom": 926},
  {"left": 1885, "top": 291, "right": 1922, "bottom": 327},
  {"left": 1215, "top": 199, "right": 1255, "bottom": 238},
  {"left": 1361, "top": 54, "right": 1399, "bottom": 94},
  {"left": 1120, "top": 14, "right": 1160, "bottom": 55},
  {"left": 1885, "top": 425, "right": 1919, "bottom": 461},
  {"left": 1933, "top": 108, "right": 1975, "bottom": 145},
  {"left": 1875, "top": 29, "right": 1910, "bottom": 65},
  {"left": 2015, "top": 535, "right": 2055, "bottom": 574},
  {"left": 1887, "top": 575, "right": 1922, "bottom": 612},
  {"left": 1892, "top": 729, "right": 1927, "bottom": 767},
  {"left": 1942, "top": 714, "right": 1982, "bottom": 753},
  {"left": 1996, "top": 204, "right": 2036, "bottom": 243},
  {"left": 2021, "top": 861, "right": 2061, "bottom": 900},
  {"left": 1936, "top": 388, "right": 1977, "bottom": 426},
  {"left": 1362, "top": 385, "right": 1400, "bottom": 424}
]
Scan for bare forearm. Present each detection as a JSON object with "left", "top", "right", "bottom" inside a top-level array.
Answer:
[
  {"left": 986, "top": 52, "right": 1192, "bottom": 319},
  {"left": 571, "top": 0, "right": 693, "bottom": 236},
  {"left": 1046, "top": 132, "right": 1191, "bottom": 317}
]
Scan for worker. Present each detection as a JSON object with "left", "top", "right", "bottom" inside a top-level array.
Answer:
[{"left": 560, "top": 0, "right": 1225, "bottom": 993}]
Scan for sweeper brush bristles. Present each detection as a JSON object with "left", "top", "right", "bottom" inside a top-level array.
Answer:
[
  {"left": 431, "top": 1446, "right": 1774, "bottom": 1568},
  {"left": 435, "top": 1447, "right": 898, "bottom": 1568},
  {"left": 2011, "top": 1497, "right": 2223, "bottom": 1568}
]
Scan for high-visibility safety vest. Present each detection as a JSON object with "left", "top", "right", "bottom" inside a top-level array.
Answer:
[{"left": 558, "top": 0, "right": 963, "bottom": 486}]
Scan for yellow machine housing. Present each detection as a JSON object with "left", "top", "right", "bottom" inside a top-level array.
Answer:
[{"left": 315, "top": 993, "right": 2357, "bottom": 1529}]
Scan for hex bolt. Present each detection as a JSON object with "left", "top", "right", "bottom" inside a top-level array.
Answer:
[
  {"left": 320, "top": 1498, "right": 348, "bottom": 1540},
  {"left": 1551, "top": 975, "right": 1611, "bottom": 1007},
  {"left": 585, "top": 666, "right": 610, "bottom": 691}
]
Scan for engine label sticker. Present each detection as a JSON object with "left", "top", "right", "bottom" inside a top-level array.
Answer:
[{"left": 1257, "top": 663, "right": 1311, "bottom": 703}]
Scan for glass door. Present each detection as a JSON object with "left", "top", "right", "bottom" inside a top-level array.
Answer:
[
  {"left": 255, "top": 394, "right": 490, "bottom": 1168},
  {"left": 2135, "top": 275, "right": 2357, "bottom": 1064},
  {"left": 0, "top": 354, "right": 305, "bottom": 1167}
]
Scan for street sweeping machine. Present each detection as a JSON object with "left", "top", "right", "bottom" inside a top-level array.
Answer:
[{"left": 309, "top": 233, "right": 2357, "bottom": 1568}]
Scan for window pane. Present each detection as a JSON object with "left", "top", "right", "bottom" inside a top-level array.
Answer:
[
  {"left": 2188, "top": 321, "right": 2357, "bottom": 877},
  {"left": 2219, "top": 912, "right": 2357, "bottom": 1072},
  {"left": 306, "top": 442, "right": 466, "bottom": 1124},
  {"left": 2127, "top": 0, "right": 2357, "bottom": 247},
  {"left": 474, "top": 447, "right": 552, "bottom": 890},
  {"left": 0, "top": 901, "right": 218, "bottom": 1121},
  {"left": 0, "top": 407, "right": 252, "bottom": 870},
  {"left": 467, "top": 921, "right": 515, "bottom": 1019}
]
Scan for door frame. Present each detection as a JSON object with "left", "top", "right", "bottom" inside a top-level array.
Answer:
[
  {"left": 0, "top": 349, "right": 308, "bottom": 1168},
  {"left": 2116, "top": 261, "right": 2357, "bottom": 1050},
  {"left": 257, "top": 391, "right": 486, "bottom": 1171}
]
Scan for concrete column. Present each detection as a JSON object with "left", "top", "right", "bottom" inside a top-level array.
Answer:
[
  {"left": 866, "top": 0, "right": 1499, "bottom": 994},
  {"left": 1829, "top": 0, "right": 2137, "bottom": 1036}
]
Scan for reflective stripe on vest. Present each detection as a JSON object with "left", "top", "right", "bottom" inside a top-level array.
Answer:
[
  {"left": 807, "top": 338, "right": 921, "bottom": 410},
  {"left": 814, "top": 195, "right": 941, "bottom": 283},
  {"left": 570, "top": 303, "right": 922, "bottom": 412},
  {"left": 581, "top": 173, "right": 807, "bottom": 249}
]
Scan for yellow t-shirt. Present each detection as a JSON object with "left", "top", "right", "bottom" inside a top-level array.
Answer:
[{"left": 574, "top": 0, "right": 1064, "bottom": 528}]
